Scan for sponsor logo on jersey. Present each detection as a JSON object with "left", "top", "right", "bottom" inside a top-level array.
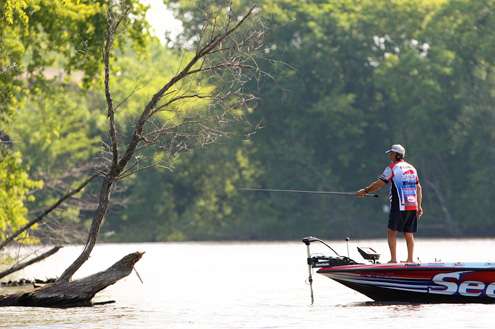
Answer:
[{"left": 406, "top": 196, "right": 417, "bottom": 202}]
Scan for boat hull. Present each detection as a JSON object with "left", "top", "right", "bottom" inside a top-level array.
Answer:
[{"left": 318, "top": 263, "right": 495, "bottom": 303}]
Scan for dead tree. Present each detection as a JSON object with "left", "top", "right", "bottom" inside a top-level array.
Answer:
[{"left": 0, "top": 0, "right": 262, "bottom": 307}]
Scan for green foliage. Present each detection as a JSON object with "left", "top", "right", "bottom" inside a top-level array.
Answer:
[
  {"left": 6, "top": 83, "right": 104, "bottom": 224},
  {"left": 1, "top": 0, "right": 149, "bottom": 120},
  {"left": 106, "top": 137, "right": 262, "bottom": 241},
  {"left": 0, "top": 0, "right": 150, "bottom": 243},
  {"left": 5, "top": 0, "right": 495, "bottom": 242},
  {"left": 11, "top": 84, "right": 102, "bottom": 174},
  {"left": 0, "top": 151, "right": 42, "bottom": 242},
  {"left": 138, "top": 0, "right": 495, "bottom": 239},
  {"left": 101, "top": 39, "right": 210, "bottom": 125}
]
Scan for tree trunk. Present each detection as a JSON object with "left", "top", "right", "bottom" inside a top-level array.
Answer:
[
  {"left": 0, "top": 251, "right": 143, "bottom": 307},
  {"left": 57, "top": 179, "right": 114, "bottom": 282}
]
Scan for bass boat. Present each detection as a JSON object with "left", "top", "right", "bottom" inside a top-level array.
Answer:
[{"left": 303, "top": 236, "right": 495, "bottom": 304}]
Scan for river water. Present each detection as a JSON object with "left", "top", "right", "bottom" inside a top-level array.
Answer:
[{"left": 1, "top": 238, "right": 494, "bottom": 328}]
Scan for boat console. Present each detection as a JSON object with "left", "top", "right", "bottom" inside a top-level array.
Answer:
[{"left": 357, "top": 246, "right": 380, "bottom": 264}]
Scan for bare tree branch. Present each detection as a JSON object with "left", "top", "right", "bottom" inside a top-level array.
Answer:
[
  {"left": 0, "top": 174, "right": 97, "bottom": 251},
  {"left": 117, "top": 6, "right": 257, "bottom": 173},
  {"left": 114, "top": 83, "right": 145, "bottom": 112},
  {"left": 150, "top": 94, "right": 211, "bottom": 116},
  {"left": 0, "top": 246, "right": 62, "bottom": 280},
  {"left": 104, "top": 5, "right": 120, "bottom": 170}
]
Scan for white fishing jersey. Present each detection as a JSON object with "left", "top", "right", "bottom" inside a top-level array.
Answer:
[{"left": 379, "top": 160, "right": 419, "bottom": 211}]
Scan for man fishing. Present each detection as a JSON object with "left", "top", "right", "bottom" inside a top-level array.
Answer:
[{"left": 356, "top": 144, "right": 423, "bottom": 263}]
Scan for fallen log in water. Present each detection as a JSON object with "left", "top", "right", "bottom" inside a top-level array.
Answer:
[
  {"left": 0, "top": 278, "right": 56, "bottom": 287},
  {"left": 0, "top": 251, "right": 143, "bottom": 307}
]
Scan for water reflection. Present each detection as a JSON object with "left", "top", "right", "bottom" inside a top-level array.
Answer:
[
  {"left": 0, "top": 305, "right": 140, "bottom": 329},
  {"left": 340, "top": 301, "right": 423, "bottom": 308}
]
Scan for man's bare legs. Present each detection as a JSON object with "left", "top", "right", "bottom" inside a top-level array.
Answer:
[
  {"left": 404, "top": 232, "right": 415, "bottom": 263},
  {"left": 387, "top": 229, "right": 397, "bottom": 263}
]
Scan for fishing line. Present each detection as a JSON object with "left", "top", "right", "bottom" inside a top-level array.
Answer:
[{"left": 239, "top": 187, "right": 379, "bottom": 198}]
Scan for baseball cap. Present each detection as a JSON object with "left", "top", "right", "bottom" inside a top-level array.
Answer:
[{"left": 385, "top": 144, "right": 406, "bottom": 156}]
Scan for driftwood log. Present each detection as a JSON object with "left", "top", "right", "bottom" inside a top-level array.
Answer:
[{"left": 0, "top": 251, "right": 143, "bottom": 307}]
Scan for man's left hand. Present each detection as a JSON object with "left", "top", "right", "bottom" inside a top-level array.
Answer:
[{"left": 356, "top": 189, "right": 368, "bottom": 197}]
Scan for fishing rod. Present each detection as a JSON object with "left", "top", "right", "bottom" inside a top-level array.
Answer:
[{"left": 239, "top": 187, "right": 379, "bottom": 198}]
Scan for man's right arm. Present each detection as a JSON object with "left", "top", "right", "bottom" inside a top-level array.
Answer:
[
  {"left": 356, "top": 166, "right": 391, "bottom": 197},
  {"left": 356, "top": 179, "right": 386, "bottom": 196}
]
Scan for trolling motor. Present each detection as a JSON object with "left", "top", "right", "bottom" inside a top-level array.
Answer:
[
  {"left": 302, "top": 236, "right": 381, "bottom": 304},
  {"left": 302, "top": 236, "right": 357, "bottom": 304},
  {"left": 303, "top": 237, "right": 358, "bottom": 267}
]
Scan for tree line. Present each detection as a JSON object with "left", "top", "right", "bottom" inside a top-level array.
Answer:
[{"left": 2, "top": 0, "right": 495, "bottom": 245}]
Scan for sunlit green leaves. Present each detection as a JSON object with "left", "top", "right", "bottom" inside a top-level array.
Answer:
[
  {"left": 0, "top": 151, "right": 42, "bottom": 242},
  {"left": 0, "top": 0, "right": 150, "bottom": 243},
  {"left": 9, "top": 83, "right": 102, "bottom": 175}
]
